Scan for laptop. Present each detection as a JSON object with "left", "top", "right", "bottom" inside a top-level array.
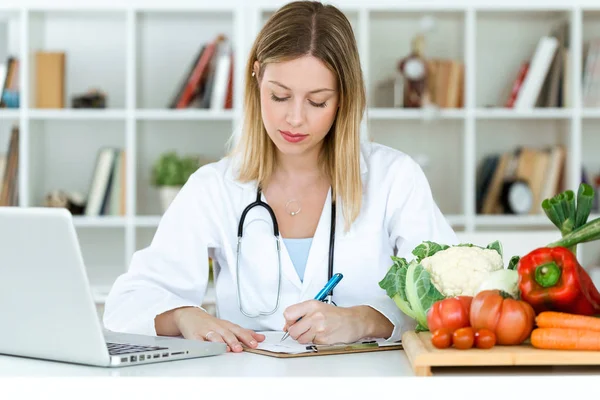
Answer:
[{"left": 0, "top": 207, "right": 226, "bottom": 367}]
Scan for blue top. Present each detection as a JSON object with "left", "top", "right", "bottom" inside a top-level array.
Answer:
[{"left": 283, "top": 238, "right": 313, "bottom": 282}]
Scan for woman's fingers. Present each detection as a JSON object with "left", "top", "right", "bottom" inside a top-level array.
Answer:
[
  {"left": 219, "top": 329, "right": 244, "bottom": 353},
  {"left": 179, "top": 310, "right": 264, "bottom": 353},
  {"left": 228, "top": 327, "right": 261, "bottom": 349},
  {"left": 251, "top": 331, "right": 266, "bottom": 343},
  {"left": 287, "top": 316, "right": 313, "bottom": 343},
  {"left": 203, "top": 330, "right": 230, "bottom": 352},
  {"left": 296, "top": 327, "right": 318, "bottom": 345}
]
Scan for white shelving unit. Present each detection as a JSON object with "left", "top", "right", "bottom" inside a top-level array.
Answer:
[{"left": 1, "top": 0, "right": 600, "bottom": 304}]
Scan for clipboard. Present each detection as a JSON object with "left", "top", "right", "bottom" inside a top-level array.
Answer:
[{"left": 243, "top": 331, "right": 403, "bottom": 358}]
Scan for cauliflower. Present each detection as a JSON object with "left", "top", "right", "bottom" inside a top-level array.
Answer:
[
  {"left": 420, "top": 246, "right": 504, "bottom": 297},
  {"left": 379, "top": 240, "right": 505, "bottom": 331}
]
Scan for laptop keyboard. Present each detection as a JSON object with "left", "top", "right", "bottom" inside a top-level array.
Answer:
[{"left": 106, "top": 342, "right": 169, "bottom": 356}]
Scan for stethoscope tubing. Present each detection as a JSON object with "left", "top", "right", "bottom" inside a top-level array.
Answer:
[{"left": 236, "top": 187, "right": 336, "bottom": 318}]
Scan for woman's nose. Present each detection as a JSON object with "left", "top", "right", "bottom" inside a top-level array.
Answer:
[{"left": 285, "top": 100, "right": 305, "bottom": 127}]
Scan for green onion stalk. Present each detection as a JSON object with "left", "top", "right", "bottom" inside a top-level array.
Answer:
[{"left": 543, "top": 183, "right": 598, "bottom": 255}]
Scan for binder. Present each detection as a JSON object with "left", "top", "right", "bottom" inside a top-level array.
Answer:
[{"left": 243, "top": 331, "right": 403, "bottom": 358}]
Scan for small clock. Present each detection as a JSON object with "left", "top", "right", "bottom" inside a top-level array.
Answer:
[{"left": 500, "top": 179, "right": 533, "bottom": 215}]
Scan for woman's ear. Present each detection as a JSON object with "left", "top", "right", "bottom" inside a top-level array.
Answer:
[{"left": 252, "top": 61, "right": 260, "bottom": 79}]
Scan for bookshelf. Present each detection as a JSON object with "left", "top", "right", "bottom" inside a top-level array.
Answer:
[{"left": 1, "top": 0, "right": 600, "bottom": 305}]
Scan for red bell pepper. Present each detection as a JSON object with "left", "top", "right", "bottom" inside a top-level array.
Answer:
[{"left": 517, "top": 246, "right": 600, "bottom": 315}]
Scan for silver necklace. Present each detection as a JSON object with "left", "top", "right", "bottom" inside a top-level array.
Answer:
[{"left": 285, "top": 199, "right": 302, "bottom": 216}]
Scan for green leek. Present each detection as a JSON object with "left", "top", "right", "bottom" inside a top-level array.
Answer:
[
  {"left": 542, "top": 183, "right": 595, "bottom": 255},
  {"left": 548, "top": 217, "right": 600, "bottom": 251},
  {"left": 575, "top": 183, "right": 594, "bottom": 228}
]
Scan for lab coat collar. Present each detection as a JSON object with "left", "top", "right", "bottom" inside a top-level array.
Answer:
[{"left": 224, "top": 141, "right": 370, "bottom": 189}]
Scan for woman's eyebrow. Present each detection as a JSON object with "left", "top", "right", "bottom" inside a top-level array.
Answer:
[{"left": 268, "top": 80, "right": 336, "bottom": 94}]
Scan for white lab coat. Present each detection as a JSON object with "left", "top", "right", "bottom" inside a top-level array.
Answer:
[{"left": 103, "top": 141, "right": 458, "bottom": 342}]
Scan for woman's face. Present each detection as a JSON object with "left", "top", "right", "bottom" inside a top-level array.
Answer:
[{"left": 256, "top": 55, "right": 339, "bottom": 159}]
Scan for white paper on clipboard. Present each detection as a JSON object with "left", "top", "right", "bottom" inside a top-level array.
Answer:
[{"left": 254, "top": 331, "right": 401, "bottom": 354}]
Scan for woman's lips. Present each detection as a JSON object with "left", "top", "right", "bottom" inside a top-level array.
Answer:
[{"left": 280, "top": 130, "right": 308, "bottom": 143}]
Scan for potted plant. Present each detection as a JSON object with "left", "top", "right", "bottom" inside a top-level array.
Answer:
[{"left": 152, "top": 151, "right": 200, "bottom": 213}]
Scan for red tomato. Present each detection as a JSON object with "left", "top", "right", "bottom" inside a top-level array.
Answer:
[
  {"left": 474, "top": 328, "right": 496, "bottom": 349},
  {"left": 452, "top": 327, "right": 475, "bottom": 350},
  {"left": 431, "top": 328, "right": 453, "bottom": 349},
  {"left": 470, "top": 290, "right": 535, "bottom": 345},
  {"left": 427, "top": 296, "right": 473, "bottom": 333}
]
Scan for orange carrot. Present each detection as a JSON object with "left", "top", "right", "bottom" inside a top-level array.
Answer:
[
  {"left": 536, "top": 311, "right": 600, "bottom": 332},
  {"left": 531, "top": 328, "right": 600, "bottom": 350}
]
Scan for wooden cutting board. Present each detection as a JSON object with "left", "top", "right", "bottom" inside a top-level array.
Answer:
[{"left": 402, "top": 331, "right": 600, "bottom": 376}]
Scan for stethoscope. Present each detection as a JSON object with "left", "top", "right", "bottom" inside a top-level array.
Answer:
[{"left": 236, "top": 187, "right": 336, "bottom": 318}]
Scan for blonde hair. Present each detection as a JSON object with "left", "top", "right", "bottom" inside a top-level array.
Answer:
[{"left": 229, "top": 1, "right": 366, "bottom": 232}]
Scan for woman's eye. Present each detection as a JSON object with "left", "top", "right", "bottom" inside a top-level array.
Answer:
[
  {"left": 270, "top": 93, "right": 326, "bottom": 108},
  {"left": 270, "top": 94, "right": 288, "bottom": 102},
  {"left": 309, "top": 101, "right": 327, "bottom": 108}
]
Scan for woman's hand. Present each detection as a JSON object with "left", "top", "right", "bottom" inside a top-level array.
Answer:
[
  {"left": 173, "top": 307, "right": 265, "bottom": 352},
  {"left": 282, "top": 301, "right": 392, "bottom": 344}
]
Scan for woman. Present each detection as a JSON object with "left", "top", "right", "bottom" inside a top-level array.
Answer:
[{"left": 103, "top": 0, "right": 458, "bottom": 352}]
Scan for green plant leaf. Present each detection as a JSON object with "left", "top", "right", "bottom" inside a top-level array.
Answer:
[
  {"left": 412, "top": 241, "right": 449, "bottom": 262},
  {"left": 507, "top": 255, "right": 520, "bottom": 271},
  {"left": 486, "top": 240, "right": 503, "bottom": 260},
  {"left": 152, "top": 152, "right": 200, "bottom": 186},
  {"left": 405, "top": 260, "right": 445, "bottom": 330},
  {"left": 379, "top": 257, "right": 415, "bottom": 319},
  {"left": 379, "top": 257, "right": 407, "bottom": 298}
]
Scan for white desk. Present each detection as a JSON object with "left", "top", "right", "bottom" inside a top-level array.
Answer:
[
  {"left": 0, "top": 351, "right": 408, "bottom": 377},
  {"left": 2, "top": 351, "right": 600, "bottom": 377}
]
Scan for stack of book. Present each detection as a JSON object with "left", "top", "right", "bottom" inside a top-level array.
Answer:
[
  {"left": 168, "top": 34, "right": 234, "bottom": 110},
  {"left": 504, "top": 22, "right": 569, "bottom": 109},
  {"left": 84, "top": 147, "right": 126, "bottom": 216},
  {"left": 476, "top": 145, "right": 566, "bottom": 215}
]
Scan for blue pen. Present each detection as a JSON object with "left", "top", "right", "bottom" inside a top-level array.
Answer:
[{"left": 280, "top": 273, "right": 343, "bottom": 342}]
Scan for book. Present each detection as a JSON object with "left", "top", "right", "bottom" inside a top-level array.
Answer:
[
  {"left": 481, "top": 152, "right": 512, "bottom": 215},
  {"left": 582, "top": 39, "right": 600, "bottom": 107},
  {"left": 210, "top": 40, "right": 232, "bottom": 111},
  {"left": 0, "top": 126, "right": 19, "bottom": 207},
  {"left": 476, "top": 155, "right": 500, "bottom": 214},
  {"left": 0, "top": 57, "right": 19, "bottom": 108},
  {"left": 168, "top": 45, "right": 206, "bottom": 109},
  {"left": 35, "top": 51, "right": 66, "bottom": 108},
  {"left": 543, "top": 22, "right": 569, "bottom": 108},
  {"left": 175, "top": 34, "right": 225, "bottom": 109},
  {"left": 528, "top": 149, "right": 551, "bottom": 214},
  {"left": 505, "top": 62, "right": 529, "bottom": 108},
  {"left": 84, "top": 148, "right": 118, "bottom": 216},
  {"left": 514, "top": 36, "right": 558, "bottom": 109},
  {"left": 106, "top": 150, "right": 126, "bottom": 216},
  {"left": 539, "top": 145, "right": 566, "bottom": 204}
]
